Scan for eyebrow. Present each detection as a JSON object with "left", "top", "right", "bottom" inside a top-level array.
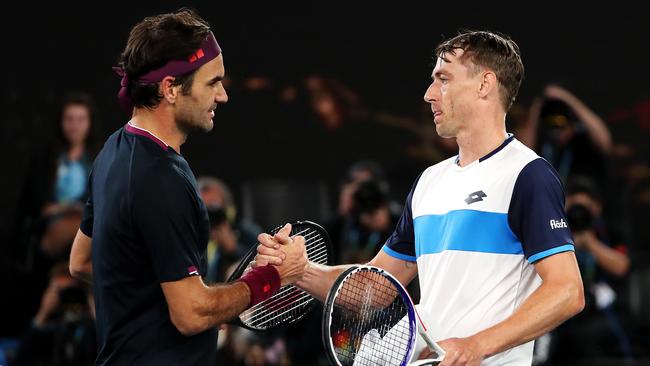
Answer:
[
  {"left": 432, "top": 70, "right": 449, "bottom": 80},
  {"left": 208, "top": 75, "right": 224, "bottom": 84}
]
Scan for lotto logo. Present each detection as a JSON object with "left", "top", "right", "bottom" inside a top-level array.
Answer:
[{"left": 549, "top": 219, "right": 568, "bottom": 229}]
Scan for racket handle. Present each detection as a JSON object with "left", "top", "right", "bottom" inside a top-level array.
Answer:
[{"left": 416, "top": 318, "right": 445, "bottom": 362}]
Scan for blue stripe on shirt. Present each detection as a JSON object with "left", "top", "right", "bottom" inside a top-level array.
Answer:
[
  {"left": 382, "top": 245, "right": 417, "bottom": 262},
  {"left": 414, "top": 210, "right": 523, "bottom": 257},
  {"left": 527, "top": 244, "right": 575, "bottom": 263}
]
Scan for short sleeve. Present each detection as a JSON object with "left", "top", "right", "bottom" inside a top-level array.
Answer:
[
  {"left": 508, "top": 158, "right": 574, "bottom": 263},
  {"left": 382, "top": 175, "right": 421, "bottom": 262},
  {"left": 132, "top": 164, "right": 204, "bottom": 283},
  {"left": 79, "top": 169, "right": 94, "bottom": 237}
]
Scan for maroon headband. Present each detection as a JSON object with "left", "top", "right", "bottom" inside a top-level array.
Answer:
[{"left": 113, "top": 31, "right": 221, "bottom": 114}]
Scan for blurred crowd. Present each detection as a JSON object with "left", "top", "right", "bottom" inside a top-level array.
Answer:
[{"left": 1, "top": 73, "right": 649, "bottom": 366}]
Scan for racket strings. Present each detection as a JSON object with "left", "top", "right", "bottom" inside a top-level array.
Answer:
[
  {"left": 330, "top": 270, "right": 413, "bottom": 366},
  {"left": 239, "top": 225, "right": 330, "bottom": 329}
]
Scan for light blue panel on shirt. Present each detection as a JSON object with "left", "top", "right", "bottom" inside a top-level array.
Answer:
[{"left": 414, "top": 210, "right": 522, "bottom": 257}]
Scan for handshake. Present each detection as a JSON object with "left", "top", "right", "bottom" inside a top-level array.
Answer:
[
  {"left": 231, "top": 220, "right": 330, "bottom": 331},
  {"left": 251, "top": 223, "right": 310, "bottom": 286}
]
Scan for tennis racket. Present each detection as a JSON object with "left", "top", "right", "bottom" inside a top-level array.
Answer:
[
  {"left": 227, "top": 220, "right": 332, "bottom": 331},
  {"left": 323, "top": 265, "right": 445, "bottom": 366}
]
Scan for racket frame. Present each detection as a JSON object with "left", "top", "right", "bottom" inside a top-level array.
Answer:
[
  {"left": 322, "top": 265, "right": 418, "bottom": 366},
  {"left": 227, "top": 220, "right": 332, "bottom": 331}
]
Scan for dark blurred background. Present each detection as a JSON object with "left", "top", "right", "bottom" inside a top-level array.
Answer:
[{"left": 1, "top": 1, "right": 650, "bottom": 365}]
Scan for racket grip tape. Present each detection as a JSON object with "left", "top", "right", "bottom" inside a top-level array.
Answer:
[{"left": 239, "top": 265, "right": 281, "bottom": 308}]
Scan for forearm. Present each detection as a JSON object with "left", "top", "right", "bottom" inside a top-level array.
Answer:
[
  {"left": 587, "top": 240, "right": 630, "bottom": 277},
  {"left": 471, "top": 281, "right": 584, "bottom": 357},
  {"left": 295, "top": 262, "right": 353, "bottom": 302},
  {"left": 69, "top": 229, "right": 93, "bottom": 283},
  {"left": 178, "top": 281, "right": 251, "bottom": 335},
  {"left": 33, "top": 311, "right": 50, "bottom": 328},
  {"left": 564, "top": 95, "right": 612, "bottom": 153},
  {"left": 70, "top": 261, "right": 93, "bottom": 284},
  {"left": 199, "top": 281, "right": 251, "bottom": 328}
]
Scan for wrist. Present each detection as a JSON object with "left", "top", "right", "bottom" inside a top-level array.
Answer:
[
  {"left": 468, "top": 333, "right": 491, "bottom": 358},
  {"left": 295, "top": 261, "right": 313, "bottom": 288},
  {"left": 33, "top": 313, "right": 48, "bottom": 328},
  {"left": 239, "top": 265, "right": 281, "bottom": 308}
]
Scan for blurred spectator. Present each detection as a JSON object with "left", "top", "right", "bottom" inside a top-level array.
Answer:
[
  {"left": 217, "top": 326, "right": 290, "bottom": 366},
  {"left": 348, "top": 160, "right": 386, "bottom": 189},
  {"left": 39, "top": 92, "right": 99, "bottom": 258},
  {"left": 336, "top": 160, "right": 388, "bottom": 217},
  {"left": 340, "top": 180, "right": 400, "bottom": 264},
  {"left": 520, "top": 84, "right": 612, "bottom": 183},
  {"left": 198, "top": 176, "right": 262, "bottom": 283},
  {"left": 536, "top": 176, "right": 633, "bottom": 364},
  {"left": 12, "top": 91, "right": 102, "bottom": 296},
  {"left": 13, "top": 261, "right": 95, "bottom": 366},
  {"left": 6, "top": 92, "right": 100, "bottom": 341},
  {"left": 326, "top": 161, "right": 392, "bottom": 262}
]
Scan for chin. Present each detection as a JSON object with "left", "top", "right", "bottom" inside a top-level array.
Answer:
[
  {"left": 435, "top": 124, "right": 447, "bottom": 137},
  {"left": 202, "top": 121, "right": 214, "bottom": 132},
  {"left": 177, "top": 118, "right": 212, "bottom": 135}
]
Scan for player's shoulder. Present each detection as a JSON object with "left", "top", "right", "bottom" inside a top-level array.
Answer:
[
  {"left": 507, "top": 141, "right": 563, "bottom": 191},
  {"left": 129, "top": 151, "right": 191, "bottom": 201},
  {"left": 419, "top": 155, "right": 457, "bottom": 180},
  {"left": 497, "top": 138, "right": 540, "bottom": 169}
]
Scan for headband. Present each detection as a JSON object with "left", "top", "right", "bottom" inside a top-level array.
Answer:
[{"left": 113, "top": 31, "right": 221, "bottom": 114}]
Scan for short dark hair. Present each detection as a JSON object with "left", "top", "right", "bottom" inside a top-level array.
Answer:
[
  {"left": 117, "top": 8, "right": 211, "bottom": 109},
  {"left": 435, "top": 30, "right": 524, "bottom": 111}
]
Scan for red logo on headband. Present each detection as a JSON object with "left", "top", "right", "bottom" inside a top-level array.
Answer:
[{"left": 189, "top": 49, "right": 205, "bottom": 63}]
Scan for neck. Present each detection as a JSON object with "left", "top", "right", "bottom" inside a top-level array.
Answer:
[
  {"left": 130, "top": 107, "right": 186, "bottom": 152},
  {"left": 456, "top": 112, "right": 508, "bottom": 167},
  {"left": 68, "top": 143, "right": 85, "bottom": 160}
]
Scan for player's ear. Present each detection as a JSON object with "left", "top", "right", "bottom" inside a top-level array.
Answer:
[
  {"left": 478, "top": 71, "right": 497, "bottom": 99},
  {"left": 160, "top": 76, "right": 179, "bottom": 104}
]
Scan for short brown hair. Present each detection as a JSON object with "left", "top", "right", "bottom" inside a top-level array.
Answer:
[
  {"left": 118, "top": 8, "right": 211, "bottom": 109},
  {"left": 435, "top": 30, "right": 524, "bottom": 111}
]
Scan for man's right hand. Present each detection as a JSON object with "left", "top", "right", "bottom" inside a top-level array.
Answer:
[{"left": 254, "top": 223, "right": 308, "bottom": 286}]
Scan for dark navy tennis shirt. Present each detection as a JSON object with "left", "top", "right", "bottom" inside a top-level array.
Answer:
[{"left": 80, "top": 123, "right": 215, "bottom": 365}]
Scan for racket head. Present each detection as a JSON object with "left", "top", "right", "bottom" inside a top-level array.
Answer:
[
  {"left": 228, "top": 220, "right": 332, "bottom": 331},
  {"left": 323, "top": 265, "right": 417, "bottom": 366}
]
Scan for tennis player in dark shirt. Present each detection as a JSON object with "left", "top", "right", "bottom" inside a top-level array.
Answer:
[{"left": 69, "top": 8, "right": 307, "bottom": 365}]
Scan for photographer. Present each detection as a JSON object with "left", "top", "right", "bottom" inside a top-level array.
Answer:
[
  {"left": 198, "top": 177, "right": 261, "bottom": 283},
  {"left": 205, "top": 204, "right": 246, "bottom": 283},
  {"left": 519, "top": 84, "right": 612, "bottom": 183},
  {"left": 13, "top": 261, "right": 95, "bottom": 366},
  {"left": 567, "top": 177, "right": 630, "bottom": 279},
  {"left": 537, "top": 176, "right": 632, "bottom": 364}
]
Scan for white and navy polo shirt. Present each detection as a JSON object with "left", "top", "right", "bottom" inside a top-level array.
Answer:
[{"left": 383, "top": 135, "right": 574, "bottom": 365}]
